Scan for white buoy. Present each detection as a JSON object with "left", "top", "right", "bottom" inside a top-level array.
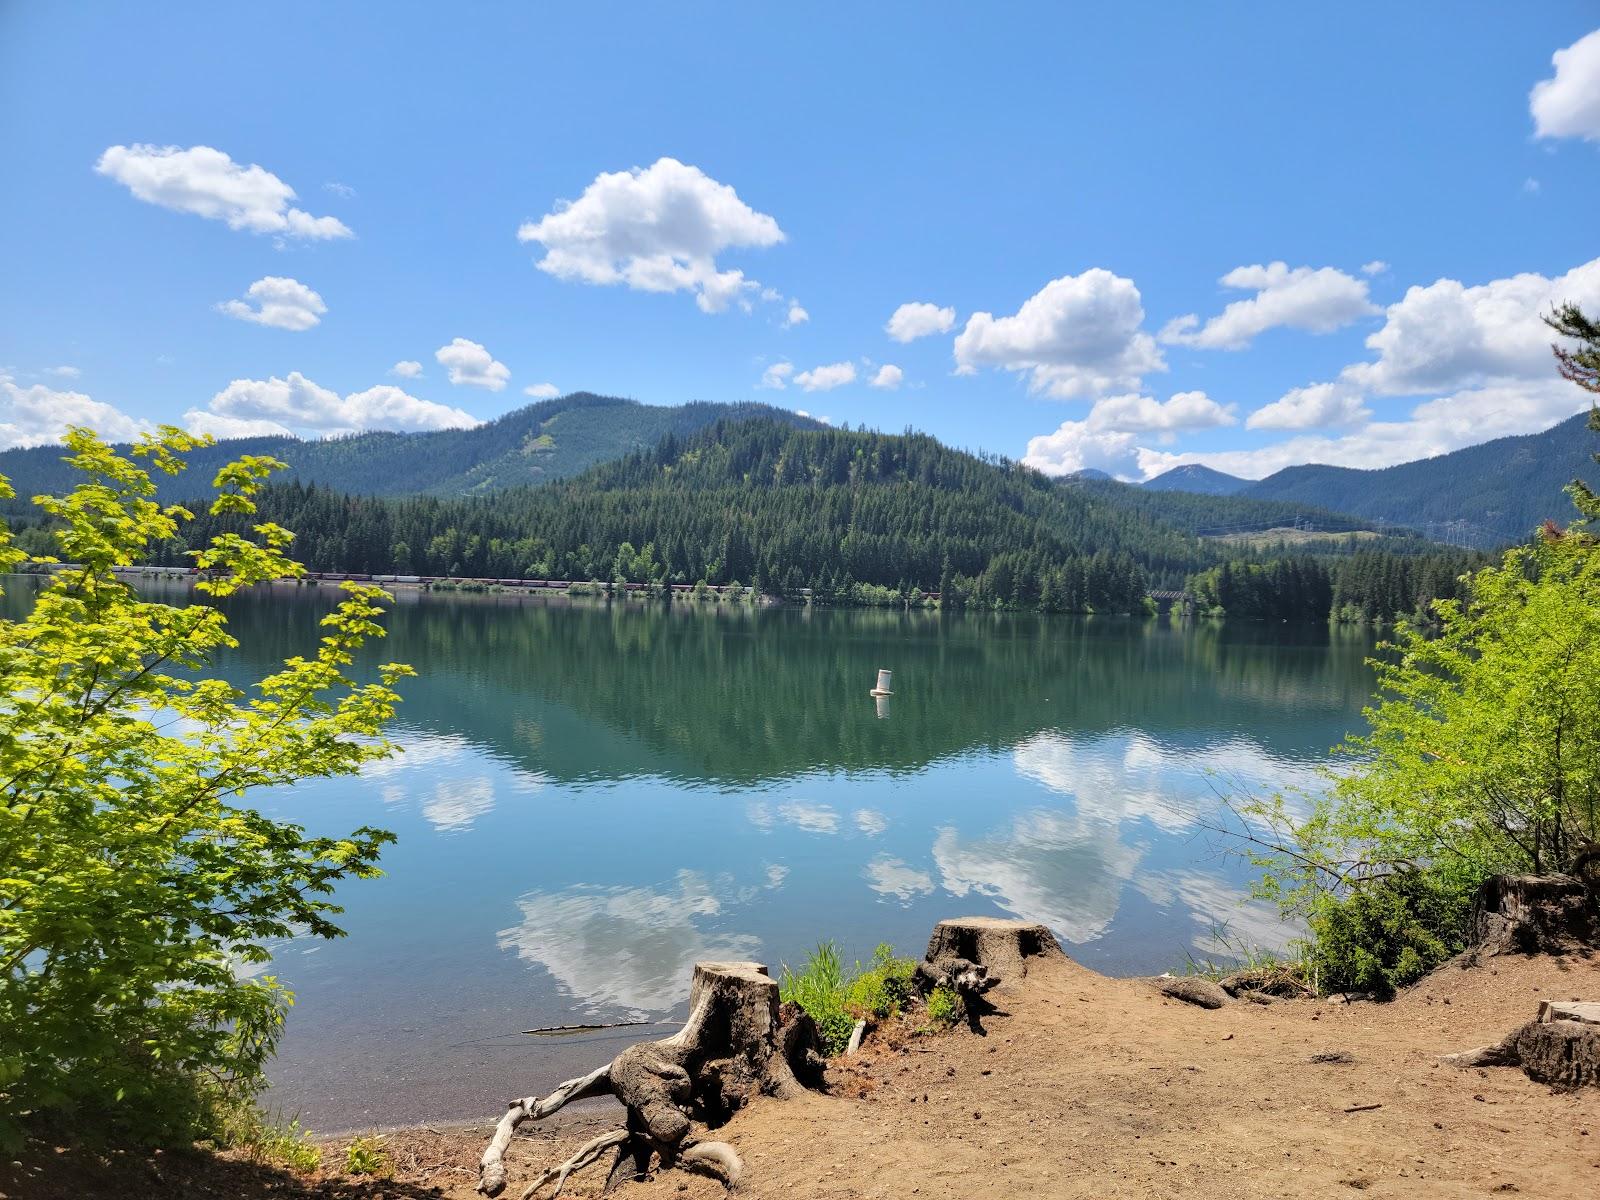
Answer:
[{"left": 870, "top": 668, "right": 893, "bottom": 697}]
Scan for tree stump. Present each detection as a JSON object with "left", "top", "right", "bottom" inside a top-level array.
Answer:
[
  {"left": 1442, "top": 999, "right": 1600, "bottom": 1088},
  {"left": 478, "top": 961, "right": 822, "bottom": 1198},
  {"left": 914, "top": 917, "right": 1062, "bottom": 1028},
  {"left": 1465, "top": 874, "right": 1599, "bottom": 958}
]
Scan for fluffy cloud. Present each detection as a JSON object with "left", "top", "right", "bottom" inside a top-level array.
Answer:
[
  {"left": 885, "top": 301, "right": 955, "bottom": 343},
  {"left": 1086, "top": 390, "right": 1235, "bottom": 433},
  {"left": 517, "top": 157, "right": 784, "bottom": 314},
  {"left": 759, "top": 361, "right": 794, "bottom": 390},
  {"left": 1022, "top": 421, "right": 1145, "bottom": 479},
  {"left": 1161, "top": 262, "right": 1375, "bottom": 351},
  {"left": 793, "top": 361, "right": 856, "bottom": 392},
  {"left": 95, "top": 144, "right": 351, "bottom": 239},
  {"left": 217, "top": 276, "right": 326, "bottom": 331},
  {"left": 435, "top": 337, "right": 510, "bottom": 391},
  {"left": 783, "top": 302, "right": 809, "bottom": 327},
  {"left": 523, "top": 382, "right": 560, "bottom": 399},
  {"left": 1361, "top": 260, "right": 1389, "bottom": 277},
  {"left": 43, "top": 365, "right": 81, "bottom": 378},
  {"left": 0, "top": 374, "right": 143, "bottom": 450},
  {"left": 1021, "top": 391, "right": 1236, "bottom": 479},
  {"left": 1246, "top": 381, "right": 1369, "bottom": 431},
  {"left": 953, "top": 269, "right": 1164, "bottom": 398},
  {"left": 390, "top": 360, "right": 423, "bottom": 378},
  {"left": 1531, "top": 28, "right": 1600, "bottom": 141},
  {"left": 1346, "top": 257, "right": 1600, "bottom": 395},
  {"left": 191, "top": 371, "right": 479, "bottom": 438},
  {"left": 870, "top": 364, "right": 903, "bottom": 390}
]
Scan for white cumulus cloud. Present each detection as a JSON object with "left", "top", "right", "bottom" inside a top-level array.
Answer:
[
  {"left": 95, "top": 144, "right": 352, "bottom": 239},
  {"left": 435, "top": 337, "right": 510, "bottom": 391},
  {"left": 783, "top": 302, "right": 809, "bottom": 327},
  {"left": 217, "top": 276, "right": 327, "bottom": 331},
  {"left": 759, "top": 361, "right": 795, "bottom": 390},
  {"left": 885, "top": 301, "right": 955, "bottom": 343},
  {"left": 1531, "top": 28, "right": 1600, "bottom": 141},
  {"left": 1246, "top": 382, "right": 1370, "bottom": 431},
  {"left": 0, "top": 374, "right": 144, "bottom": 450},
  {"left": 953, "top": 269, "right": 1165, "bottom": 399},
  {"left": 1086, "top": 390, "right": 1236, "bottom": 433},
  {"left": 1346, "top": 257, "right": 1600, "bottom": 395},
  {"left": 191, "top": 371, "right": 480, "bottom": 439},
  {"left": 793, "top": 361, "right": 856, "bottom": 392},
  {"left": 524, "top": 382, "right": 560, "bottom": 399},
  {"left": 1361, "top": 260, "right": 1389, "bottom": 277},
  {"left": 43, "top": 366, "right": 81, "bottom": 378},
  {"left": 390, "top": 360, "right": 423, "bottom": 378},
  {"left": 870, "top": 364, "right": 903, "bottom": 390},
  {"left": 517, "top": 157, "right": 784, "bottom": 314},
  {"left": 1161, "top": 262, "right": 1376, "bottom": 351}
]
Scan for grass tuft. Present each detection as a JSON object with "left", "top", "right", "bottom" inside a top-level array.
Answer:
[{"left": 779, "top": 941, "right": 917, "bottom": 1055}]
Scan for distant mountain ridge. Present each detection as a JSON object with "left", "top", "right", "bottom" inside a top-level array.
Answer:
[
  {"left": 1152, "top": 412, "right": 1599, "bottom": 547},
  {"left": 0, "top": 394, "right": 822, "bottom": 507},
  {"left": 1142, "top": 464, "right": 1250, "bottom": 496}
]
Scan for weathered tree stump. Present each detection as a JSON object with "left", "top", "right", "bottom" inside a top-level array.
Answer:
[
  {"left": 1442, "top": 999, "right": 1600, "bottom": 1089},
  {"left": 1465, "top": 874, "right": 1599, "bottom": 959},
  {"left": 918, "top": 917, "right": 1061, "bottom": 990},
  {"left": 478, "top": 961, "right": 822, "bottom": 1198},
  {"left": 913, "top": 917, "right": 1062, "bottom": 1029}
]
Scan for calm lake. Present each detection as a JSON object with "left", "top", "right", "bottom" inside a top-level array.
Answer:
[{"left": 5, "top": 579, "right": 1380, "bottom": 1130}]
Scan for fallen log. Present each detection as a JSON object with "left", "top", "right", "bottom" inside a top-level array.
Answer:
[{"left": 478, "top": 961, "right": 822, "bottom": 1197}]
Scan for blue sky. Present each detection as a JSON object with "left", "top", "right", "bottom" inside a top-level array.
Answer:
[{"left": 3, "top": 3, "right": 1599, "bottom": 480}]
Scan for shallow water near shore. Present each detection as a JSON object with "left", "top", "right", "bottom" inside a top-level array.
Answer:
[{"left": 3, "top": 578, "right": 1379, "bottom": 1130}]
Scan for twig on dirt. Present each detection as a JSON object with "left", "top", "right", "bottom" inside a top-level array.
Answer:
[{"left": 1342, "top": 1103, "right": 1383, "bottom": 1114}]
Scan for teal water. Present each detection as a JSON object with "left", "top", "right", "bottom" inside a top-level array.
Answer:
[{"left": 2, "top": 579, "right": 1378, "bottom": 1129}]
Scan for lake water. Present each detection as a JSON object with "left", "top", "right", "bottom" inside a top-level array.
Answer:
[{"left": 3, "top": 579, "right": 1379, "bottom": 1130}]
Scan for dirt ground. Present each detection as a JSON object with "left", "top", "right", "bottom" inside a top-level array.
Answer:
[{"left": 5, "top": 949, "right": 1597, "bottom": 1200}]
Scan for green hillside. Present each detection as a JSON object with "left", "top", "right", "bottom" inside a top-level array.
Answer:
[
  {"left": 158, "top": 419, "right": 1221, "bottom": 609},
  {"left": 0, "top": 393, "right": 820, "bottom": 511}
]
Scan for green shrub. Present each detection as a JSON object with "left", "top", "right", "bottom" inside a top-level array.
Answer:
[
  {"left": 924, "top": 985, "right": 961, "bottom": 1027},
  {"left": 779, "top": 941, "right": 917, "bottom": 1055},
  {"left": 343, "top": 1134, "right": 391, "bottom": 1177},
  {"left": 1306, "top": 869, "right": 1475, "bottom": 996}
]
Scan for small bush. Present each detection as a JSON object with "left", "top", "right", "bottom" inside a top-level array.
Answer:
[
  {"left": 1306, "top": 869, "right": 1475, "bottom": 996},
  {"left": 343, "top": 1134, "right": 391, "bottom": 1177},
  {"left": 780, "top": 941, "right": 917, "bottom": 1055},
  {"left": 207, "top": 1098, "right": 321, "bottom": 1174},
  {"left": 924, "top": 984, "right": 961, "bottom": 1028}
]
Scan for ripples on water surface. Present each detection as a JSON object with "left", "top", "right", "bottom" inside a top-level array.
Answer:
[{"left": 2, "top": 579, "right": 1378, "bottom": 1128}]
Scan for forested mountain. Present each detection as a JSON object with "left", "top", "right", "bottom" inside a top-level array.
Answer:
[
  {"left": 0, "top": 393, "right": 820, "bottom": 510},
  {"left": 1142, "top": 464, "right": 1249, "bottom": 495},
  {"left": 1153, "top": 411, "right": 1597, "bottom": 547},
  {"left": 1070, "top": 476, "right": 1397, "bottom": 539},
  {"left": 155, "top": 420, "right": 1226, "bottom": 612}
]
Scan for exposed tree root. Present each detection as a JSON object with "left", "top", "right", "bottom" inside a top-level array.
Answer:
[{"left": 478, "top": 961, "right": 817, "bottom": 1197}]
